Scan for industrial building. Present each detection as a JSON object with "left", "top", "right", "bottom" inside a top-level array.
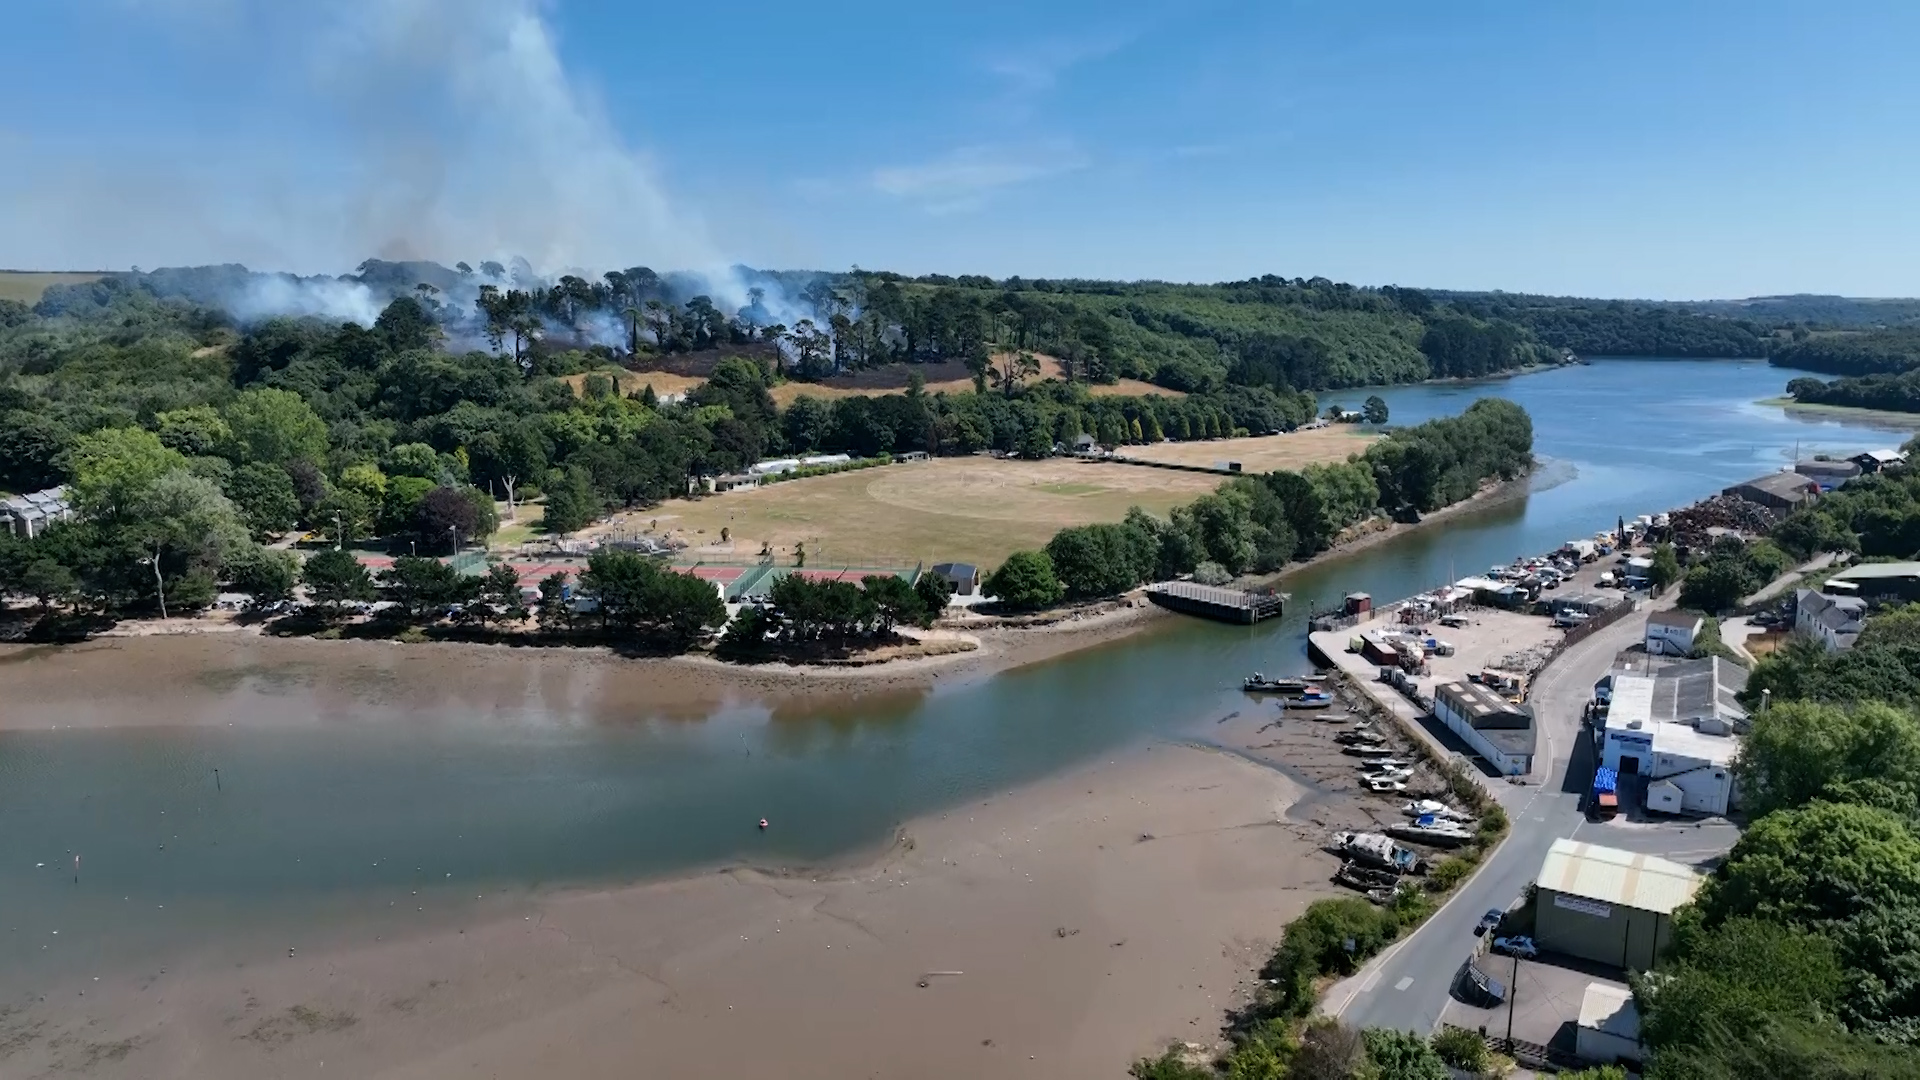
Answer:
[
  {"left": 1825, "top": 561, "right": 1920, "bottom": 604},
  {"left": 1852, "top": 448, "right": 1909, "bottom": 474},
  {"left": 1643, "top": 609, "right": 1704, "bottom": 656},
  {"left": 1598, "top": 668, "right": 1741, "bottom": 815},
  {"left": 1433, "top": 679, "right": 1536, "bottom": 775},
  {"left": 1722, "top": 470, "right": 1820, "bottom": 510},
  {"left": 1534, "top": 839, "right": 1702, "bottom": 972}
]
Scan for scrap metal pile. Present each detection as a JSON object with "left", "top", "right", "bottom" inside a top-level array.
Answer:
[
  {"left": 1667, "top": 495, "right": 1785, "bottom": 548},
  {"left": 1495, "top": 644, "right": 1555, "bottom": 678}
]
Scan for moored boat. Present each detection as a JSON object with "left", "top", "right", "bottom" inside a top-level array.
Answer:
[{"left": 1243, "top": 673, "right": 1325, "bottom": 694}]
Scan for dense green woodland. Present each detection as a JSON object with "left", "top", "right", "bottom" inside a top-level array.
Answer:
[
  {"left": 1777, "top": 328, "right": 1920, "bottom": 413},
  {"left": 0, "top": 271, "right": 1534, "bottom": 628}
]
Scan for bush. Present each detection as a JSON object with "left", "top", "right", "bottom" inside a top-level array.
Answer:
[
  {"left": 983, "top": 550, "right": 1065, "bottom": 610},
  {"left": 1427, "top": 856, "right": 1476, "bottom": 893},
  {"left": 1430, "top": 1026, "right": 1488, "bottom": 1071}
]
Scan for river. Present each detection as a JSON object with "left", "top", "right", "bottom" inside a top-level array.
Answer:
[{"left": 2, "top": 358, "right": 1914, "bottom": 987}]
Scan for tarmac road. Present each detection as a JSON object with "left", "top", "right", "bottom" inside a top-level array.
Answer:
[{"left": 1322, "top": 604, "right": 1670, "bottom": 1035}]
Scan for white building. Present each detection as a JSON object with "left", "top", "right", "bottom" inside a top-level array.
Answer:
[
  {"left": 1433, "top": 680, "right": 1536, "bottom": 775},
  {"left": 1576, "top": 983, "right": 1643, "bottom": 1066},
  {"left": 0, "top": 485, "right": 73, "bottom": 539},
  {"left": 1796, "top": 588, "right": 1865, "bottom": 651},
  {"left": 1644, "top": 609, "right": 1704, "bottom": 656},
  {"left": 1599, "top": 671, "right": 1739, "bottom": 816}
]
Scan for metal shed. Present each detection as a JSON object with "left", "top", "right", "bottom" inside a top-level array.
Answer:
[{"left": 1534, "top": 839, "right": 1702, "bottom": 972}]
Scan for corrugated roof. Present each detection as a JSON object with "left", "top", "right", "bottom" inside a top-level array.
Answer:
[
  {"left": 1829, "top": 562, "right": 1920, "bottom": 581},
  {"left": 1645, "top": 608, "right": 1703, "bottom": 629},
  {"left": 1538, "top": 838, "right": 1702, "bottom": 914}
]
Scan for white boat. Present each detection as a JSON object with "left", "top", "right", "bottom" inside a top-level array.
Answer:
[
  {"left": 1364, "top": 767, "right": 1414, "bottom": 782},
  {"left": 1359, "top": 758, "right": 1411, "bottom": 771},
  {"left": 1387, "top": 820, "right": 1474, "bottom": 848},
  {"left": 1400, "top": 800, "right": 1474, "bottom": 823},
  {"left": 1365, "top": 777, "right": 1408, "bottom": 793}
]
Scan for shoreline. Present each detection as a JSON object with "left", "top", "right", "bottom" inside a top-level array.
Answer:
[
  {"left": 1755, "top": 395, "right": 1920, "bottom": 426},
  {"left": 0, "top": 740, "right": 1344, "bottom": 1080},
  {"left": 0, "top": 471, "right": 1531, "bottom": 728}
]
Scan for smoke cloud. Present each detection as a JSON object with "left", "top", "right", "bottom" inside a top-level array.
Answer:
[{"left": 4, "top": 0, "right": 765, "bottom": 320}]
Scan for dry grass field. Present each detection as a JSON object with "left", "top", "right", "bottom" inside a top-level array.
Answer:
[
  {"left": 638, "top": 431, "right": 1366, "bottom": 570},
  {"left": 0, "top": 271, "right": 105, "bottom": 305},
  {"left": 1114, "top": 425, "right": 1377, "bottom": 471},
  {"left": 613, "top": 352, "right": 1178, "bottom": 408}
]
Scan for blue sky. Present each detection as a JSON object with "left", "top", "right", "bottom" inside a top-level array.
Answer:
[{"left": 4, "top": 0, "right": 1918, "bottom": 298}]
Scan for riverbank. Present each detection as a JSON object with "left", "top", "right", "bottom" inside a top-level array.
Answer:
[
  {"left": 0, "top": 741, "right": 1341, "bottom": 1080},
  {"left": 1755, "top": 395, "right": 1920, "bottom": 426}
]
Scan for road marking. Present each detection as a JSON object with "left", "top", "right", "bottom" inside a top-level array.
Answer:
[{"left": 1394, "top": 976, "right": 1414, "bottom": 991}]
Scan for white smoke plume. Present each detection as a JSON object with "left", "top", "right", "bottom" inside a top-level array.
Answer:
[{"left": 4, "top": 0, "right": 770, "bottom": 323}]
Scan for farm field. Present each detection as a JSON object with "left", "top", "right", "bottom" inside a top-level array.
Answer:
[
  {"left": 1113, "top": 425, "right": 1377, "bottom": 471},
  {"left": 638, "top": 432, "right": 1362, "bottom": 570},
  {"left": 615, "top": 352, "right": 1178, "bottom": 408},
  {"left": 0, "top": 271, "right": 106, "bottom": 305}
]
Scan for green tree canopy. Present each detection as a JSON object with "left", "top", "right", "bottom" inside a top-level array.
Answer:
[{"left": 984, "top": 550, "right": 1065, "bottom": 610}]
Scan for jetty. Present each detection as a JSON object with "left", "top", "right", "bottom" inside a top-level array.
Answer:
[{"left": 1146, "top": 581, "right": 1286, "bottom": 624}]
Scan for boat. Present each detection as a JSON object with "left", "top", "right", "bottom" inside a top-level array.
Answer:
[
  {"left": 1365, "top": 886, "right": 1403, "bottom": 905},
  {"left": 1333, "top": 831, "right": 1425, "bottom": 873},
  {"left": 1364, "top": 777, "right": 1408, "bottom": 793},
  {"left": 1335, "top": 731, "right": 1386, "bottom": 746},
  {"left": 1400, "top": 800, "right": 1473, "bottom": 823},
  {"left": 1333, "top": 860, "right": 1400, "bottom": 892},
  {"left": 1344, "top": 744, "right": 1393, "bottom": 757},
  {"left": 1281, "top": 695, "right": 1334, "bottom": 711},
  {"left": 1243, "top": 673, "right": 1324, "bottom": 694},
  {"left": 1359, "top": 758, "right": 1411, "bottom": 771},
  {"left": 1363, "top": 768, "right": 1413, "bottom": 784},
  {"left": 1386, "top": 815, "right": 1474, "bottom": 848}
]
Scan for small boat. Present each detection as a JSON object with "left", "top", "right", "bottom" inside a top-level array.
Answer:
[
  {"left": 1333, "top": 860, "right": 1400, "bottom": 890},
  {"left": 1363, "top": 767, "right": 1413, "bottom": 782},
  {"left": 1243, "top": 673, "right": 1324, "bottom": 694},
  {"left": 1359, "top": 758, "right": 1411, "bottom": 771},
  {"left": 758, "top": 818, "right": 769, "bottom": 830},
  {"left": 1365, "top": 777, "right": 1408, "bottom": 793},
  {"left": 1401, "top": 800, "right": 1473, "bottom": 823},
  {"left": 1285, "top": 693, "right": 1335, "bottom": 711},
  {"left": 1387, "top": 815, "right": 1474, "bottom": 848},
  {"left": 1335, "top": 731, "right": 1386, "bottom": 745},
  {"left": 1334, "top": 831, "right": 1424, "bottom": 873},
  {"left": 1344, "top": 744, "right": 1393, "bottom": 757}
]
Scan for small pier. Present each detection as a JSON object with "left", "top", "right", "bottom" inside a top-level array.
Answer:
[{"left": 1146, "top": 581, "right": 1286, "bottom": 624}]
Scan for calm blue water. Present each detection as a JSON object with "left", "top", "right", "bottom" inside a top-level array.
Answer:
[{"left": 1, "top": 358, "right": 1912, "bottom": 984}]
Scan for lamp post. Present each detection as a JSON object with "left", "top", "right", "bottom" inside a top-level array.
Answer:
[{"left": 449, "top": 525, "right": 459, "bottom": 556}]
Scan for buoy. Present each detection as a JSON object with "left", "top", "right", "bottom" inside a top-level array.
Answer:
[{"left": 758, "top": 818, "right": 769, "bottom": 830}]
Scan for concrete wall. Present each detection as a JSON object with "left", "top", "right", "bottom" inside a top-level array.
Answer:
[{"left": 1536, "top": 889, "right": 1670, "bottom": 972}]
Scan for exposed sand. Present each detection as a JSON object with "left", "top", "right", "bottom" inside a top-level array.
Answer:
[
  {"left": 0, "top": 743, "right": 1341, "bottom": 1080},
  {"left": 0, "top": 600, "right": 1171, "bottom": 731}
]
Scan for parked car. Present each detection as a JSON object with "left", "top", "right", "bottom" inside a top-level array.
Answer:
[
  {"left": 1491, "top": 935, "right": 1538, "bottom": 960},
  {"left": 1475, "top": 909, "right": 1503, "bottom": 936}
]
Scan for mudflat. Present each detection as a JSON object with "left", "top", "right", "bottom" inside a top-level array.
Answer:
[
  {"left": 0, "top": 602, "right": 1169, "bottom": 731},
  {"left": 0, "top": 744, "right": 1339, "bottom": 1080}
]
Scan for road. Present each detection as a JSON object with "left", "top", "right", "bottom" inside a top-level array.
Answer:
[{"left": 1322, "top": 604, "right": 1732, "bottom": 1034}]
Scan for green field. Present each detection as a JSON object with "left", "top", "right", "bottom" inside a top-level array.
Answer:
[{"left": 0, "top": 271, "right": 106, "bottom": 305}]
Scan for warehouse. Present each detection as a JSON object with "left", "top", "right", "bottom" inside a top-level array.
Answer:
[
  {"left": 1598, "top": 672, "right": 1740, "bottom": 815},
  {"left": 1433, "top": 680, "right": 1536, "bottom": 775},
  {"left": 1534, "top": 839, "right": 1702, "bottom": 972},
  {"left": 1721, "top": 470, "right": 1820, "bottom": 510},
  {"left": 1643, "top": 609, "right": 1703, "bottom": 656}
]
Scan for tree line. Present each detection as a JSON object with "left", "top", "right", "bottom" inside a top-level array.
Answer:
[
  {"left": 984, "top": 399, "right": 1533, "bottom": 608},
  {"left": 1787, "top": 369, "right": 1920, "bottom": 414}
]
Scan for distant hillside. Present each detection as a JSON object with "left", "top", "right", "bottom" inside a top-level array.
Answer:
[{"left": 30, "top": 260, "right": 1920, "bottom": 396}]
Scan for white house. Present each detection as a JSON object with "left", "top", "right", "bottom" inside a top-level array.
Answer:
[
  {"left": 1644, "top": 609, "right": 1704, "bottom": 656},
  {"left": 1796, "top": 588, "right": 1865, "bottom": 652}
]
